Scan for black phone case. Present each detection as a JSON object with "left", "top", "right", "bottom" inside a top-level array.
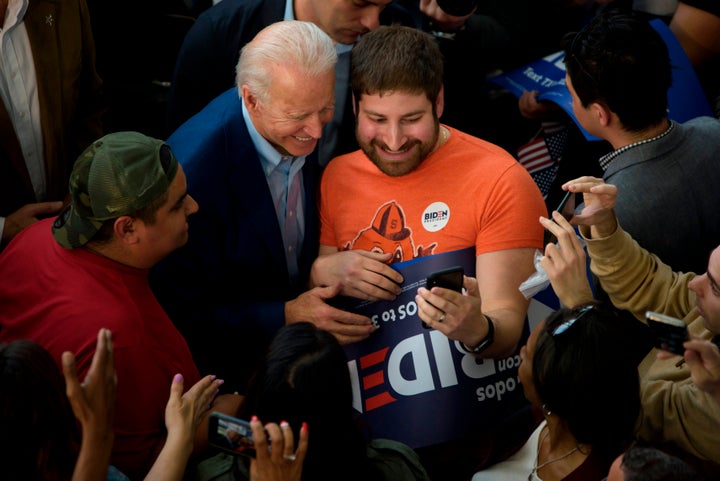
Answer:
[
  {"left": 423, "top": 266, "right": 463, "bottom": 328},
  {"left": 646, "top": 313, "right": 688, "bottom": 356}
]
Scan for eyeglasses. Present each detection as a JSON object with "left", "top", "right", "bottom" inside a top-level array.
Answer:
[{"left": 550, "top": 304, "right": 595, "bottom": 337}]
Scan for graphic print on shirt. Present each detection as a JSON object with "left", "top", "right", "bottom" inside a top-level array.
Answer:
[{"left": 343, "top": 201, "right": 437, "bottom": 263}]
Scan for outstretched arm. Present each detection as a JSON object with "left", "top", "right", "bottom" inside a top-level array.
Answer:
[
  {"left": 416, "top": 247, "right": 537, "bottom": 358},
  {"left": 64, "top": 328, "right": 116, "bottom": 481},
  {"left": 144, "top": 374, "right": 222, "bottom": 481}
]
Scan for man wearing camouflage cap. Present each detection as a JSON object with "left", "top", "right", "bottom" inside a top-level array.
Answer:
[{"left": 0, "top": 131, "right": 203, "bottom": 480}]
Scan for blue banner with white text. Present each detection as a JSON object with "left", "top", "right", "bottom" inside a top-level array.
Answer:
[{"left": 338, "top": 247, "right": 559, "bottom": 448}]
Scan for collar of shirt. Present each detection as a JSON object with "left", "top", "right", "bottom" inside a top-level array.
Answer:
[
  {"left": 599, "top": 120, "right": 675, "bottom": 172},
  {"left": 0, "top": 0, "right": 27, "bottom": 34}
]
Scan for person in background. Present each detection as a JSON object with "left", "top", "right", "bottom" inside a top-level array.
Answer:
[
  {"left": 0, "top": 0, "right": 104, "bottom": 246},
  {"left": 563, "top": 8, "right": 720, "bottom": 274},
  {"left": 0, "top": 327, "right": 304, "bottom": 481},
  {"left": 670, "top": 0, "right": 720, "bottom": 117},
  {"left": 150, "top": 21, "right": 375, "bottom": 395},
  {"left": 472, "top": 303, "right": 640, "bottom": 480},
  {"left": 0, "top": 328, "right": 221, "bottom": 481},
  {"left": 166, "top": 0, "right": 414, "bottom": 166},
  {"left": 189, "top": 322, "right": 430, "bottom": 481},
  {"left": 604, "top": 443, "right": 704, "bottom": 481},
  {"left": 540, "top": 176, "right": 720, "bottom": 474},
  {"left": 0, "top": 131, "right": 221, "bottom": 480}
]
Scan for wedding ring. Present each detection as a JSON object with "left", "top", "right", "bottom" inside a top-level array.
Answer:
[
  {"left": 283, "top": 454, "right": 297, "bottom": 461},
  {"left": 438, "top": 314, "right": 445, "bottom": 323}
]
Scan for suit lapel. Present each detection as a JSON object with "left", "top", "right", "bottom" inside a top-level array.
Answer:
[{"left": 230, "top": 116, "right": 289, "bottom": 279}]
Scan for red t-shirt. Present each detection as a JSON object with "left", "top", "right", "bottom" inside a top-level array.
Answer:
[{"left": 0, "top": 218, "right": 201, "bottom": 480}]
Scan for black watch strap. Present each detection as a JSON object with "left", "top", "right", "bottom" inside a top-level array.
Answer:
[{"left": 460, "top": 315, "right": 495, "bottom": 355}]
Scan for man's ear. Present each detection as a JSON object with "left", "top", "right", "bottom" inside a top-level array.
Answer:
[
  {"left": 242, "top": 85, "right": 259, "bottom": 112},
  {"left": 592, "top": 101, "right": 612, "bottom": 128},
  {"left": 113, "top": 216, "right": 139, "bottom": 245}
]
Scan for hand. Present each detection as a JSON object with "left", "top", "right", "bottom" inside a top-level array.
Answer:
[
  {"left": 310, "top": 250, "right": 403, "bottom": 301},
  {"left": 415, "top": 276, "right": 488, "bottom": 346},
  {"left": 285, "top": 284, "right": 376, "bottom": 344},
  {"left": 518, "top": 90, "right": 563, "bottom": 121},
  {"left": 250, "top": 417, "right": 307, "bottom": 481},
  {"left": 561, "top": 177, "right": 618, "bottom": 237},
  {"left": 62, "top": 328, "right": 116, "bottom": 443},
  {"left": 2, "top": 201, "right": 64, "bottom": 242},
  {"left": 164, "top": 373, "right": 222, "bottom": 448},
  {"left": 143, "top": 374, "right": 223, "bottom": 481},
  {"left": 420, "top": 0, "right": 475, "bottom": 31},
  {"left": 539, "top": 211, "right": 595, "bottom": 308},
  {"left": 683, "top": 338, "right": 720, "bottom": 402}
]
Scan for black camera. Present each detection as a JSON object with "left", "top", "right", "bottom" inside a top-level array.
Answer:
[{"left": 436, "top": 0, "right": 479, "bottom": 17}]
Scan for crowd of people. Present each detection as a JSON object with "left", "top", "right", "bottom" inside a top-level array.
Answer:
[{"left": 1, "top": 0, "right": 719, "bottom": 480}]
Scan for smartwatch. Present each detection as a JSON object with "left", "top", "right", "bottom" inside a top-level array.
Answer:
[{"left": 460, "top": 315, "right": 495, "bottom": 355}]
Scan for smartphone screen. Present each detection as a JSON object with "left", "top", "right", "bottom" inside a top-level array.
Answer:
[
  {"left": 645, "top": 311, "right": 688, "bottom": 355},
  {"left": 208, "top": 412, "right": 257, "bottom": 457}
]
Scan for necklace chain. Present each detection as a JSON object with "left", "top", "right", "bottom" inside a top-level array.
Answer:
[{"left": 528, "top": 426, "right": 580, "bottom": 481}]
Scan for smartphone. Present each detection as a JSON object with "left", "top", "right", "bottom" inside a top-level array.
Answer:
[
  {"left": 545, "top": 191, "right": 576, "bottom": 244},
  {"left": 645, "top": 311, "right": 688, "bottom": 356},
  {"left": 427, "top": 266, "right": 464, "bottom": 292},
  {"left": 208, "top": 412, "right": 258, "bottom": 457},
  {"left": 555, "top": 190, "right": 576, "bottom": 220},
  {"left": 423, "top": 266, "right": 464, "bottom": 328}
]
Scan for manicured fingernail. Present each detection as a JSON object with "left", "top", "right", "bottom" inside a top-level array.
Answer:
[
  {"left": 251, "top": 415, "right": 259, "bottom": 423},
  {"left": 301, "top": 422, "right": 308, "bottom": 432},
  {"left": 280, "top": 420, "right": 289, "bottom": 428},
  {"left": 173, "top": 373, "right": 183, "bottom": 383}
]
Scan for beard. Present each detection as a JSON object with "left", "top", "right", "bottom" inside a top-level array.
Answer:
[{"left": 358, "top": 129, "right": 439, "bottom": 177}]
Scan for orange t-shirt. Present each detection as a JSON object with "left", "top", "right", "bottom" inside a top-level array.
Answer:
[{"left": 319, "top": 126, "right": 546, "bottom": 263}]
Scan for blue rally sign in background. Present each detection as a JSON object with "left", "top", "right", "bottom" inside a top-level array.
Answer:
[
  {"left": 335, "top": 247, "right": 559, "bottom": 449},
  {"left": 488, "top": 19, "right": 713, "bottom": 141}
]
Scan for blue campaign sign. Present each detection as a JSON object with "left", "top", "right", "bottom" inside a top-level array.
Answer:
[
  {"left": 337, "top": 247, "right": 559, "bottom": 449},
  {"left": 488, "top": 19, "right": 712, "bottom": 141}
]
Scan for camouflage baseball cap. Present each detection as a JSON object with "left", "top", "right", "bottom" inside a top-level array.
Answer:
[{"left": 52, "top": 131, "right": 178, "bottom": 249}]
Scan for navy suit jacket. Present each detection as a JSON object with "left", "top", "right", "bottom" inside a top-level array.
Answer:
[{"left": 150, "top": 88, "right": 320, "bottom": 390}]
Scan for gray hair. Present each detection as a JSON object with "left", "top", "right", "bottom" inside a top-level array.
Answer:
[{"left": 236, "top": 20, "right": 337, "bottom": 105}]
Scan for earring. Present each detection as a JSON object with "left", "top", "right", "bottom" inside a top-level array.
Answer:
[{"left": 542, "top": 403, "right": 552, "bottom": 417}]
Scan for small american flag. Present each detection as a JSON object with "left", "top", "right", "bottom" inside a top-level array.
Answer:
[{"left": 517, "top": 121, "right": 568, "bottom": 198}]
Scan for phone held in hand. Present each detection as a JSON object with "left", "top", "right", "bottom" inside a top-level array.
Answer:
[
  {"left": 426, "top": 266, "right": 464, "bottom": 292},
  {"left": 208, "top": 412, "right": 258, "bottom": 458},
  {"left": 555, "top": 190, "right": 576, "bottom": 220},
  {"left": 645, "top": 310, "right": 688, "bottom": 356},
  {"left": 423, "top": 266, "right": 464, "bottom": 329},
  {"left": 545, "top": 191, "right": 576, "bottom": 245}
]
